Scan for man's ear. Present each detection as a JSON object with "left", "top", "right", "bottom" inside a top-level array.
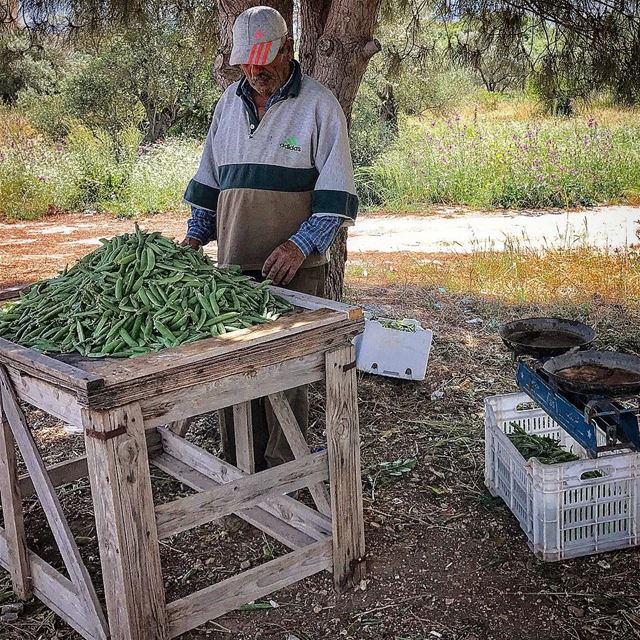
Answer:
[{"left": 284, "top": 37, "right": 294, "bottom": 59}]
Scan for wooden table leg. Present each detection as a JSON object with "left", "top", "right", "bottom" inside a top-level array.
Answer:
[
  {"left": 83, "top": 403, "right": 168, "bottom": 640},
  {"left": 0, "top": 392, "right": 31, "bottom": 600},
  {"left": 325, "top": 345, "right": 366, "bottom": 591},
  {"left": 167, "top": 419, "right": 190, "bottom": 437},
  {"left": 233, "top": 402, "right": 254, "bottom": 473}
]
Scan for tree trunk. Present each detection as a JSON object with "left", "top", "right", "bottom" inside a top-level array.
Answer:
[
  {"left": 299, "top": 0, "right": 332, "bottom": 75},
  {"left": 213, "top": 0, "right": 381, "bottom": 300},
  {"left": 308, "top": 0, "right": 381, "bottom": 300},
  {"left": 213, "top": 0, "right": 294, "bottom": 89},
  {"left": 1, "top": 0, "right": 21, "bottom": 30},
  {"left": 377, "top": 83, "right": 398, "bottom": 133},
  {"left": 308, "top": 0, "right": 381, "bottom": 124}
]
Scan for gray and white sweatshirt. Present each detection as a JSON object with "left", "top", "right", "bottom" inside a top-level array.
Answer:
[{"left": 183, "top": 60, "right": 358, "bottom": 270}]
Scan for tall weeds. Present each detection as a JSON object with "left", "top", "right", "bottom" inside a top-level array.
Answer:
[{"left": 357, "top": 113, "right": 640, "bottom": 210}]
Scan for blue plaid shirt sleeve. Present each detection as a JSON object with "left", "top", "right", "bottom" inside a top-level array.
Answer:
[
  {"left": 289, "top": 215, "right": 344, "bottom": 257},
  {"left": 186, "top": 206, "right": 217, "bottom": 245}
]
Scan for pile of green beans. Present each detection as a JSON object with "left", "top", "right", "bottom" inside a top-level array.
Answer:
[{"left": 0, "top": 226, "right": 293, "bottom": 358}]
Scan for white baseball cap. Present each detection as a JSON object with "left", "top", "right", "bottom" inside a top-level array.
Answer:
[{"left": 230, "top": 6, "right": 288, "bottom": 66}]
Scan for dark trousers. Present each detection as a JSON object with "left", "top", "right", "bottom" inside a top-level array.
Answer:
[{"left": 219, "top": 265, "right": 327, "bottom": 470}]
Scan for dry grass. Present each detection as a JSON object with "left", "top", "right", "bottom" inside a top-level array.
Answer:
[
  {"left": 347, "top": 243, "right": 640, "bottom": 305},
  {"left": 443, "top": 92, "right": 640, "bottom": 127}
]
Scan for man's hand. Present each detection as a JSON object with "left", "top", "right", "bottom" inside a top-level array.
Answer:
[
  {"left": 262, "top": 240, "right": 305, "bottom": 285},
  {"left": 181, "top": 237, "right": 202, "bottom": 250}
]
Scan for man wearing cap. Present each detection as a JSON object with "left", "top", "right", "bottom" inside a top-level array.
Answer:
[{"left": 182, "top": 6, "right": 358, "bottom": 470}]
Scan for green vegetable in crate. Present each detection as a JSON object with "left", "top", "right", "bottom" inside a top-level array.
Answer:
[
  {"left": 370, "top": 315, "right": 417, "bottom": 332},
  {"left": 507, "top": 423, "right": 581, "bottom": 464},
  {"left": 0, "top": 226, "right": 293, "bottom": 358}
]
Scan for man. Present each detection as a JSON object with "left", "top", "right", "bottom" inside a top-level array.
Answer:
[{"left": 182, "top": 5, "right": 358, "bottom": 470}]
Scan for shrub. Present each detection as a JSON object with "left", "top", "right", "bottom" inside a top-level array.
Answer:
[
  {"left": 56, "top": 125, "right": 142, "bottom": 211},
  {"left": 350, "top": 81, "right": 396, "bottom": 170},
  {"left": 357, "top": 113, "right": 640, "bottom": 209},
  {"left": 0, "top": 108, "right": 57, "bottom": 219},
  {"left": 111, "top": 137, "right": 201, "bottom": 216},
  {"left": 0, "top": 106, "right": 200, "bottom": 220},
  {"left": 0, "top": 33, "right": 62, "bottom": 103}
]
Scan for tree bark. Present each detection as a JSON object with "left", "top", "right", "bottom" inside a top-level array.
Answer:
[
  {"left": 309, "top": 0, "right": 381, "bottom": 123},
  {"left": 299, "top": 0, "right": 332, "bottom": 75},
  {"left": 213, "top": 0, "right": 294, "bottom": 89},
  {"left": 310, "top": 0, "right": 381, "bottom": 300},
  {"left": 1, "top": 0, "right": 21, "bottom": 30}
]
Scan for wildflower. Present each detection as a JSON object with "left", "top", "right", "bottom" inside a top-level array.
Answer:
[{"left": 587, "top": 116, "right": 598, "bottom": 128}]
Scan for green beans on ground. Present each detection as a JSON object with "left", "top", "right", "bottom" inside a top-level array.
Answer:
[{"left": 0, "top": 225, "right": 294, "bottom": 358}]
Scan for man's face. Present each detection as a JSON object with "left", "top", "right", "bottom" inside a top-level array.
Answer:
[{"left": 241, "top": 37, "right": 294, "bottom": 98}]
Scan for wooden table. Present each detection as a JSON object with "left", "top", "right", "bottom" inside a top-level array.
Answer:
[{"left": 0, "top": 287, "right": 366, "bottom": 639}]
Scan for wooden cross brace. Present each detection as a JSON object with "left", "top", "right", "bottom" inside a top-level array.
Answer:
[{"left": 0, "top": 365, "right": 108, "bottom": 640}]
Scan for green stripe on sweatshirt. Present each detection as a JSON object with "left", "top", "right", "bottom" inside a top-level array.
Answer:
[
  {"left": 312, "top": 190, "right": 358, "bottom": 219},
  {"left": 184, "top": 179, "right": 220, "bottom": 211},
  {"left": 218, "top": 164, "right": 319, "bottom": 192}
]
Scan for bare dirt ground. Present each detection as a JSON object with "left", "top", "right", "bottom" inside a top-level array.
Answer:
[
  {"left": 0, "top": 211, "right": 193, "bottom": 287},
  {"left": 2, "top": 205, "right": 638, "bottom": 289},
  {"left": 1, "top": 214, "right": 640, "bottom": 640}
]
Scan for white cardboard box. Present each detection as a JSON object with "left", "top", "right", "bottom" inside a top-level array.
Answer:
[{"left": 353, "top": 315, "right": 433, "bottom": 381}]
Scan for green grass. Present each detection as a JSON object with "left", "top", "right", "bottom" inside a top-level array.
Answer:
[
  {"left": 2, "top": 99, "right": 640, "bottom": 219},
  {"left": 357, "top": 111, "right": 640, "bottom": 210},
  {"left": 0, "top": 109, "right": 200, "bottom": 220}
]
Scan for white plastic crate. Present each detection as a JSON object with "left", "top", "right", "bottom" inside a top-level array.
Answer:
[
  {"left": 485, "top": 392, "right": 640, "bottom": 561},
  {"left": 353, "top": 315, "right": 432, "bottom": 381}
]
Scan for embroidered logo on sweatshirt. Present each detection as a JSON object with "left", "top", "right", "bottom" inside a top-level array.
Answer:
[{"left": 279, "top": 136, "right": 302, "bottom": 152}]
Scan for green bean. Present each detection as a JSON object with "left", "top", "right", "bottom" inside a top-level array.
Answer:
[{"left": 0, "top": 228, "right": 293, "bottom": 358}]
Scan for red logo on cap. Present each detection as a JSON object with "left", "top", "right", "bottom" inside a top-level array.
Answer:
[{"left": 253, "top": 29, "right": 264, "bottom": 39}]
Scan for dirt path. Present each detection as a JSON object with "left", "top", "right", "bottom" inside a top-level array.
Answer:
[
  {"left": 0, "top": 211, "right": 192, "bottom": 286},
  {"left": 349, "top": 205, "right": 640, "bottom": 253},
  {"left": 1, "top": 206, "right": 638, "bottom": 287}
]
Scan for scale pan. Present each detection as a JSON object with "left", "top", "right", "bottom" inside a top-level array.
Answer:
[
  {"left": 544, "top": 350, "right": 640, "bottom": 397},
  {"left": 500, "top": 317, "right": 595, "bottom": 358}
]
